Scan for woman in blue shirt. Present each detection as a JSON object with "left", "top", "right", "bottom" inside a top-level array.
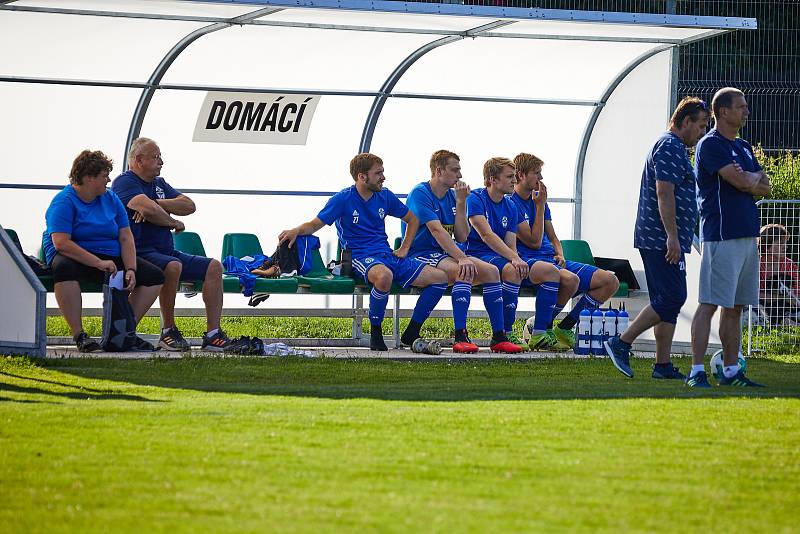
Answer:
[{"left": 43, "top": 150, "right": 164, "bottom": 352}]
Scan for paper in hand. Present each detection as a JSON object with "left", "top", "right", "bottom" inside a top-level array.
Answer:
[{"left": 109, "top": 271, "right": 125, "bottom": 290}]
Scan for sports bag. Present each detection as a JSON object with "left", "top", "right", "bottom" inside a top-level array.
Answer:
[{"left": 100, "top": 273, "right": 138, "bottom": 352}]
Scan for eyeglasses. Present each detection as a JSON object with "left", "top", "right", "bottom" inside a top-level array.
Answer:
[{"left": 697, "top": 100, "right": 708, "bottom": 112}]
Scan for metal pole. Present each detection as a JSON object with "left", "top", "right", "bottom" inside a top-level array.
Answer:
[{"left": 123, "top": 7, "right": 283, "bottom": 168}]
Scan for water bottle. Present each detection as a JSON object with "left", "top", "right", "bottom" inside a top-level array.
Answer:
[
  {"left": 603, "top": 305, "right": 619, "bottom": 346},
  {"left": 575, "top": 309, "right": 591, "bottom": 356},
  {"left": 590, "top": 308, "right": 605, "bottom": 356},
  {"left": 617, "top": 302, "right": 629, "bottom": 337}
]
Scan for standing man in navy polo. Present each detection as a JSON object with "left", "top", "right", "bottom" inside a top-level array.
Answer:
[
  {"left": 689, "top": 87, "right": 770, "bottom": 387},
  {"left": 604, "top": 97, "right": 709, "bottom": 380}
]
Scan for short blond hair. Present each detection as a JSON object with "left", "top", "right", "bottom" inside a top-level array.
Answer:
[
  {"left": 483, "top": 157, "right": 514, "bottom": 187},
  {"left": 429, "top": 150, "right": 459, "bottom": 176},
  {"left": 512, "top": 153, "right": 544, "bottom": 176}
]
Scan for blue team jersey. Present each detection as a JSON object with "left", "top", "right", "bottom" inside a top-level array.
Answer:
[
  {"left": 42, "top": 186, "right": 129, "bottom": 264},
  {"left": 634, "top": 132, "right": 697, "bottom": 253},
  {"left": 509, "top": 191, "right": 555, "bottom": 260},
  {"left": 406, "top": 181, "right": 458, "bottom": 256},
  {"left": 112, "top": 170, "right": 181, "bottom": 253},
  {"left": 695, "top": 129, "right": 761, "bottom": 242},
  {"left": 317, "top": 185, "right": 408, "bottom": 257},
  {"left": 464, "top": 188, "right": 524, "bottom": 258}
]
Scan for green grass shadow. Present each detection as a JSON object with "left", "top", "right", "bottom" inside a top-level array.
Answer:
[{"left": 32, "top": 356, "right": 800, "bottom": 402}]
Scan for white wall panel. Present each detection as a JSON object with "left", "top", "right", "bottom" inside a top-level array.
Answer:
[
  {"left": 0, "top": 237, "right": 38, "bottom": 343},
  {"left": 369, "top": 97, "right": 591, "bottom": 199},
  {"left": 394, "top": 38, "right": 656, "bottom": 101},
  {"left": 163, "top": 25, "right": 434, "bottom": 92},
  {"left": 0, "top": 12, "right": 203, "bottom": 81},
  {"left": 0, "top": 84, "right": 140, "bottom": 185}
]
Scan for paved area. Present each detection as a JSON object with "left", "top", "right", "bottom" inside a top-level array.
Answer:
[{"left": 45, "top": 344, "right": 658, "bottom": 361}]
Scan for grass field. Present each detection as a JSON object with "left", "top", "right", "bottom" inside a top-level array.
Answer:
[{"left": 2, "top": 354, "right": 799, "bottom": 533}]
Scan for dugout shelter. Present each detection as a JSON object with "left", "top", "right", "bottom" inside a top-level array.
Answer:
[{"left": 0, "top": 0, "right": 755, "bottom": 354}]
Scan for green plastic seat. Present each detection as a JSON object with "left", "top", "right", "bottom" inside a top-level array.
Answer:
[
  {"left": 173, "top": 231, "right": 207, "bottom": 256},
  {"left": 561, "top": 239, "right": 629, "bottom": 297},
  {"left": 221, "top": 233, "right": 298, "bottom": 294},
  {"left": 171, "top": 231, "right": 206, "bottom": 291},
  {"left": 561, "top": 239, "right": 595, "bottom": 266},
  {"left": 297, "top": 248, "right": 355, "bottom": 294}
]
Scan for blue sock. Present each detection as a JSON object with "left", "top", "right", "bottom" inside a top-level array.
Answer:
[
  {"left": 568, "top": 294, "right": 601, "bottom": 323},
  {"left": 482, "top": 282, "right": 505, "bottom": 334},
  {"left": 501, "top": 282, "right": 520, "bottom": 332},
  {"left": 551, "top": 304, "right": 564, "bottom": 329},
  {"left": 369, "top": 287, "right": 389, "bottom": 327},
  {"left": 533, "top": 281, "right": 559, "bottom": 331},
  {"left": 451, "top": 282, "right": 472, "bottom": 331},
  {"left": 411, "top": 283, "right": 447, "bottom": 324}
]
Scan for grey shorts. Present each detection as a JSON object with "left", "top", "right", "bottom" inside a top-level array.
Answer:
[{"left": 698, "top": 237, "right": 759, "bottom": 308}]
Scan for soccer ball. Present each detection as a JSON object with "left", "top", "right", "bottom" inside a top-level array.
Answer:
[
  {"left": 522, "top": 316, "right": 536, "bottom": 343},
  {"left": 709, "top": 349, "right": 747, "bottom": 380}
]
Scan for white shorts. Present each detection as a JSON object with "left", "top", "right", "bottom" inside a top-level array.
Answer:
[{"left": 698, "top": 237, "right": 759, "bottom": 308}]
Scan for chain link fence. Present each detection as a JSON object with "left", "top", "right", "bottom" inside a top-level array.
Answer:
[{"left": 748, "top": 200, "right": 800, "bottom": 355}]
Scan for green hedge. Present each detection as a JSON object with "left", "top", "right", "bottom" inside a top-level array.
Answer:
[{"left": 754, "top": 146, "right": 800, "bottom": 200}]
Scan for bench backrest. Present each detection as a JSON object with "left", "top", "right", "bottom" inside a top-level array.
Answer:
[
  {"left": 222, "top": 233, "right": 263, "bottom": 258},
  {"left": 173, "top": 231, "right": 207, "bottom": 257},
  {"left": 561, "top": 239, "right": 595, "bottom": 266}
]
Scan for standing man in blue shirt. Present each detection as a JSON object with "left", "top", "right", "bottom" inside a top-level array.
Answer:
[
  {"left": 689, "top": 88, "right": 770, "bottom": 387},
  {"left": 279, "top": 153, "right": 448, "bottom": 352},
  {"left": 603, "top": 98, "right": 709, "bottom": 380},
  {"left": 406, "top": 150, "right": 521, "bottom": 354},
  {"left": 465, "top": 157, "right": 561, "bottom": 352},
  {"left": 511, "top": 153, "right": 619, "bottom": 351},
  {"left": 112, "top": 138, "right": 232, "bottom": 353}
]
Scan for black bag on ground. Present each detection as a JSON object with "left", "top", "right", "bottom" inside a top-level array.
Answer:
[{"left": 100, "top": 274, "right": 137, "bottom": 352}]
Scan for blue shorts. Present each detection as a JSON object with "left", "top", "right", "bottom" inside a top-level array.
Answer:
[
  {"left": 139, "top": 249, "right": 213, "bottom": 282},
  {"left": 475, "top": 255, "right": 545, "bottom": 288},
  {"left": 639, "top": 248, "right": 687, "bottom": 324},
  {"left": 475, "top": 254, "right": 538, "bottom": 273},
  {"left": 352, "top": 252, "right": 426, "bottom": 289},
  {"left": 410, "top": 251, "right": 449, "bottom": 268},
  {"left": 550, "top": 259, "right": 597, "bottom": 293}
]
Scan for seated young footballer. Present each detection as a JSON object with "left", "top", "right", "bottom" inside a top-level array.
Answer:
[
  {"left": 279, "top": 153, "right": 448, "bottom": 351},
  {"left": 406, "top": 149, "right": 520, "bottom": 354},
  {"left": 464, "top": 157, "right": 563, "bottom": 352},
  {"left": 511, "top": 153, "right": 619, "bottom": 349}
]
